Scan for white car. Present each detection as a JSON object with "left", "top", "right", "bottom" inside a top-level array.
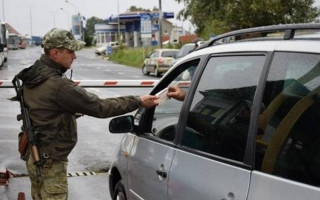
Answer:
[
  {"left": 142, "top": 48, "right": 178, "bottom": 77},
  {"left": 95, "top": 41, "right": 119, "bottom": 55},
  {"left": 0, "top": 44, "right": 5, "bottom": 68},
  {"left": 108, "top": 24, "right": 320, "bottom": 200}
]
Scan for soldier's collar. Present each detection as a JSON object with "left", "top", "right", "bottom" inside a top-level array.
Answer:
[{"left": 40, "top": 54, "right": 68, "bottom": 74}]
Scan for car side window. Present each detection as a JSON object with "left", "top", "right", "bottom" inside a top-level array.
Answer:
[
  {"left": 149, "top": 51, "right": 155, "bottom": 58},
  {"left": 147, "top": 60, "right": 200, "bottom": 142},
  {"left": 150, "top": 51, "right": 159, "bottom": 58},
  {"left": 256, "top": 52, "right": 320, "bottom": 187},
  {"left": 183, "top": 55, "right": 265, "bottom": 162}
]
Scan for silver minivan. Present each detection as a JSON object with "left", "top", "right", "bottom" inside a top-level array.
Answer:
[{"left": 108, "top": 24, "right": 320, "bottom": 200}]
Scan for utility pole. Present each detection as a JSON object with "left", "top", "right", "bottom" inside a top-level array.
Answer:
[
  {"left": 117, "top": 0, "right": 120, "bottom": 43},
  {"left": 50, "top": 11, "right": 56, "bottom": 28},
  {"left": 29, "top": 6, "right": 33, "bottom": 44},
  {"left": 65, "top": 0, "right": 77, "bottom": 14},
  {"left": 159, "top": 0, "right": 162, "bottom": 48}
]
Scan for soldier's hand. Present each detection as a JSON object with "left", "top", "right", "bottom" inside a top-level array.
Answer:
[{"left": 140, "top": 95, "right": 159, "bottom": 108}]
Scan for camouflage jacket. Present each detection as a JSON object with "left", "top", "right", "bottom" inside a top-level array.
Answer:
[{"left": 17, "top": 54, "right": 141, "bottom": 161}]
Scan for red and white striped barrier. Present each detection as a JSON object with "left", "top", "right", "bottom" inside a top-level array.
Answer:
[
  {"left": 0, "top": 80, "right": 160, "bottom": 88},
  {"left": 0, "top": 80, "right": 191, "bottom": 88}
]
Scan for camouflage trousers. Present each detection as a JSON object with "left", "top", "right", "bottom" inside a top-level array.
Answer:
[{"left": 26, "top": 156, "right": 68, "bottom": 200}]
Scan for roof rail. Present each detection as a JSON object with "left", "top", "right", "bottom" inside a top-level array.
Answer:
[{"left": 198, "top": 23, "right": 320, "bottom": 50}]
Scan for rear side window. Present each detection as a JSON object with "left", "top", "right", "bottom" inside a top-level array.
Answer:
[
  {"left": 183, "top": 55, "right": 265, "bottom": 162},
  {"left": 150, "top": 51, "right": 159, "bottom": 58},
  {"left": 256, "top": 52, "right": 320, "bottom": 187}
]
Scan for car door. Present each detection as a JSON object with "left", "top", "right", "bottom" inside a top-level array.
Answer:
[
  {"left": 127, "top": 60, "right": 201, "bottom": 200},
  {"left": 168, "top": 54, "right": 267, "bottom": 200},
  {"left": 248, "top": 52, "right": 320, "bottom": 199}
]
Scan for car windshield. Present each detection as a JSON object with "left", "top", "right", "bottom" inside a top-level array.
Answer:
[
  {"left": 177, "top": 45, "right": 195, "bottom": 58},
  {"left": 162, "top": 51, "right": 178, "bottom": 58}
]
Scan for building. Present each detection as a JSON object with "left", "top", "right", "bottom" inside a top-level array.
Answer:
[{"left": 94, "top": 11, "right": 177, "bottom": 47}]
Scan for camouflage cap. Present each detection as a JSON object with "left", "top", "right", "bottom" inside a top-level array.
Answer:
[{"left": 41, "top": 28, "right": 85, "bottom": 51}]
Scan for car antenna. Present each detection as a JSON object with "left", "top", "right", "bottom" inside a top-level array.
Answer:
[{"left": 70, "top": 69, "right": 73, "bottom": 80}]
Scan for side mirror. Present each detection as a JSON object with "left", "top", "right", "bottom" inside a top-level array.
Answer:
[
  {"left": 109, "top": 115, "right": 134, "bottom": 133},
  {"left": 0, "top": 44, "right": 3, "bottom": 52}
]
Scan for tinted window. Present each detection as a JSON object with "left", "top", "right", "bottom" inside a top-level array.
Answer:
[
  {"left": 184, "top": 55, "right": 265, "bottom": 162},
  {"left": 162, "top": 51, "right": 178, "bottom": 58},
  {"left": 256, "top": 52, "right": 320, "bottom": 187}
]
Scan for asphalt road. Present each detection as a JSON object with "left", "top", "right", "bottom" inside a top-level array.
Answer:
[{"left": 0, "top": 46, "right": 158, "bottom": 200}]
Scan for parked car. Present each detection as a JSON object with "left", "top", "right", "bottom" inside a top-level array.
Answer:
[
  {"left": 172, "top": 41, "right": 206, "bottom": 66},
  {"left": 0, "top": 44, "right": 5, "bottom": 68},
  {"left": 95, "top": 41, "right": 119, "bottom": 55},
  {"left": 108, "top": 24, "right": 320, "bottom": 200},
  {"left": 142, "top": 48, "right": 178, "bottom": 77}
]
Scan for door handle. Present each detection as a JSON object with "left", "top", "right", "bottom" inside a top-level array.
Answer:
[
  {"left": 220, "top": 192, "right": 235, "bottom": 200},
  {"left": 156, "top": 164, "right": 167, "bottom": 178},
  {"left": 156, "top": 169, "right": 167, "bottom": 178}
]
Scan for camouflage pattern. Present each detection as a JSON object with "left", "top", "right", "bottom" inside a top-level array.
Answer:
[
  {"left": 26, "top": 156, "right": 68, "bottom": 200},
  {"left": 41, "top": 28, "right": 85, "bottom": 51},
  {"left": 17, "top": 54, "right": 141, "bottom": 161}
]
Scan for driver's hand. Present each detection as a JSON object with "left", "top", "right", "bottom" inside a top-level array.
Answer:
[{"left": 167, "top": 86, "right": 186, "bottom": 101}]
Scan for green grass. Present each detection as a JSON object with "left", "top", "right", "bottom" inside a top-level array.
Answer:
[
  {"left": 108, "top": 47, "right": 156, "bottom": 68},
  {"left": 108, "top": 44, "right": 180, "bottom": 68}
]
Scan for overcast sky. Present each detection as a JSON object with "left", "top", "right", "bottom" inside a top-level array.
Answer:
[
  {"left": 2, "top": 0, "right": 320, "bottom": 37},
  {"left": 0, "top": 0, "right": 192, "bottom": 37}
]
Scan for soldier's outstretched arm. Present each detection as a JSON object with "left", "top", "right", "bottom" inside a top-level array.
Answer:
[{"left": 140, "top": 95, "right": 159, "bottom": 108}]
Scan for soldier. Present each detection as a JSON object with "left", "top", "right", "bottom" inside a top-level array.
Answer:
[{"left": 15, "top": 28, "right": 158, "bottom": 200}]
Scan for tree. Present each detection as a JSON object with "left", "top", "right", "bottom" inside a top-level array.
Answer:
[
  {"left": 128, "top": 6, "right": 151, "bottom": 12},
  {"left": 84, "top": 17, "right": 104, "bottom": 46},
  {"left": 175, "top": 0, "right": 320, "bottom": 38}
]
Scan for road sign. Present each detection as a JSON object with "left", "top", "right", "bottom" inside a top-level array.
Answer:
[{"left": 140, "top": 14, "right": 152, "bottom": 39}]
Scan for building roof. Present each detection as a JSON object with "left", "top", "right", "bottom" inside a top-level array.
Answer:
[
  {"left": 5, "top": 23, "right": 20, "bottom": 35},
  {"left": 108, "top": 11, "right": 174, "bottom": 23}
]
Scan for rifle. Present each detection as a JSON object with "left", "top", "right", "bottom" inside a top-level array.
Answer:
[{"left": 12, "top": 76, "right": 42, "bottom": 180}]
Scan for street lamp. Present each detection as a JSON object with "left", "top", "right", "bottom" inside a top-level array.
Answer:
[
  {"left": 61, "top": 8, "right": 70, "bottom": 31},
  {"left": 65, "top": 0, "right": 77, "bottom": 15}
]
